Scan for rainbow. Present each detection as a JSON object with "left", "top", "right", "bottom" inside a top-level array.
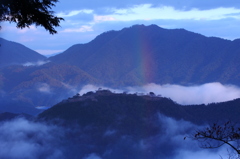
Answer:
[{"left": 134, "top": 27, "right": 157, "bottom": 84}]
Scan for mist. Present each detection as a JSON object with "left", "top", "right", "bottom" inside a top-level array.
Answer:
[
  {"left": 23, "top": 60, "right": 50, "bottom": 67},
  {"left": 79, "top": 82, "right": 240, "bottom": 105},
  {"left": 0, "top": 116, "right": 232, "bottom": 159},
  {"left": 37, "top": 83, "right": 52, "bottom": 94},
  {"left": 0, "top": 118, "right": 65, "bottom": 159}
]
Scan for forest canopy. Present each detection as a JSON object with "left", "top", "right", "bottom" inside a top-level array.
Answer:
[{"left": 0, "top": 0, "right": 64, "bottom": 34}]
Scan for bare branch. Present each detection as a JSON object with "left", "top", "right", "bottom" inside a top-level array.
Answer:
[{"left": 190, "top": 121, "right": 240, "bottom": 157}]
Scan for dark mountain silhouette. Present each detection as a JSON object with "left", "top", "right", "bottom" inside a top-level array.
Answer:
[
  {"left": 50, "top": 24, "right": 240, "bottom": 86},
  {"left": 39, "top": 90, "right": 240, "bottom": 126},
  {"left": 39, "top": 90, "right": 192, "bottom": 126},
  {"left": 0, "top": 38, "right": 46, "bottom": 67}
]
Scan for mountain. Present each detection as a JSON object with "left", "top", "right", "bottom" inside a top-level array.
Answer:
[
  {"left": 50, "top": 24, "right": 240, "bottom": 86},
  {"left": 0, "top": 63, "right": 99, "bottom": 115},
  {"left": 39, "top": 90, "right": 240, "bottom": 126},
  {"left": 2, "top": 24, "right": 240, "bottom": 115},
  {"left": 0, "top": 38, "right": 46, "bottom": 67}
]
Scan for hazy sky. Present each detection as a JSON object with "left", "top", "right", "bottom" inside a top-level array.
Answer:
[{"left": 1, "top": 0, "right": 240, "bottom": 56}]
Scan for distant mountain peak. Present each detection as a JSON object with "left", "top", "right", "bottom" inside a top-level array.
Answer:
[{"left": 50, "top": 24, "right": 240, "bottom": 86}]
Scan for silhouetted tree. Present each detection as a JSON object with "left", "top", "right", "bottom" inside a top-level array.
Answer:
[
  {"left": 0, "top": 0, "right": 64, "bottom": 34},
  {"left": 149, "top": 92, "right": 155, "bottom": 96},
  {"left": 192, "top": 121, "right": 240, "bottom": 158}
]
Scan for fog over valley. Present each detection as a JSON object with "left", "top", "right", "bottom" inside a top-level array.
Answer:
[{"left": 0, "top": 116, "right": 232, "bottom": 159}]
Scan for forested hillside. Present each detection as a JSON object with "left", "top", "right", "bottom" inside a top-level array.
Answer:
[{"left": 50, "top": 24, "right": 240, "bottom": 86}]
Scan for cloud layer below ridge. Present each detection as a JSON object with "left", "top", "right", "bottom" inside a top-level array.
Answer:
[{"left": 79, "top": 82, "right": 240, "bottom": 105}]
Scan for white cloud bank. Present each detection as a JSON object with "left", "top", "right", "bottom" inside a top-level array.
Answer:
[
  {"left": 128, "top": 82, "right": 240, "bottom": 105},
  {"left": 79, "top": 82, "right": 240, "bottom": 105}
]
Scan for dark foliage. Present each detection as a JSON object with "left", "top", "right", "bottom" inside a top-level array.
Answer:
[{"left": 0, "top": 0, "right": 64, "bottom": 34}]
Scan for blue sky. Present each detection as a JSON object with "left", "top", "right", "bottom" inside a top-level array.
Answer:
[{"left": 1, "top": 0, "right": 240, "bottom": 56}]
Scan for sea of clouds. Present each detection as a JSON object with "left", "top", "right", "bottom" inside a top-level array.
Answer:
[
  {"left": 1, "top": 82, "right": 239, "bottom": 158},
  {"left": 0, "top": 116, "right": 233, "bottom": 159},
  {"left": 79, "top": 82, "right": 240, "bottom": 105}
]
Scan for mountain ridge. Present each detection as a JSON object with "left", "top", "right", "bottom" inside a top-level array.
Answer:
[
  {"left": 39, "top": 90, "right": 240, "bottom": 125},
  {"left": 49, "top": 24, "right": 240, "bottom": 86},
  {"left": 0, "top": 38, "right": 46, "bottom": 67}
]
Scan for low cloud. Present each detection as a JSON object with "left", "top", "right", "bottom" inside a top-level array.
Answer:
[
  {"left": 75, "top": 114, "right": 230, "bottom": 159},
  {"left": 0, "top": 115, "right": 232, "bottom": 159},
  {"left": 37, "top": 83, "right": 51, "bottom": 94},
  {"left": 23, "top": 60, "right": 50, "bottom": 67},
  {"left": 128, "top": 82, "right": 240, "bottom": 105},
  {"left": 0, "top": 118, "right": 65, "bottom": 159},
  {"left": 79, "top": 82, "right": 240, "bottom": 105}
]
